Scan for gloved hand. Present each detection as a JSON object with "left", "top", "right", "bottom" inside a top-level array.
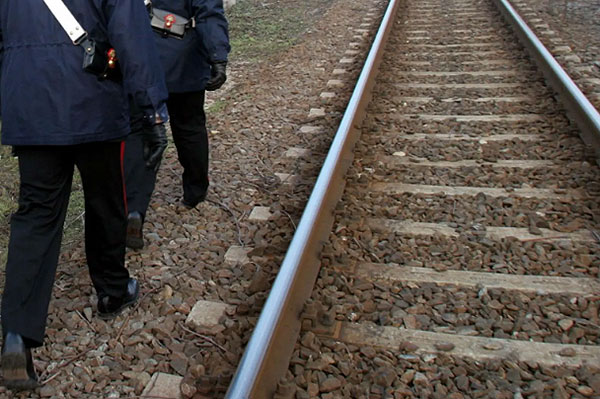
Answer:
[
  {"left": 142, "top": 122, "right": 168, "bottom": 171},
  {"left": 205, "top": 61, "right": 227, "bottom": 91}
]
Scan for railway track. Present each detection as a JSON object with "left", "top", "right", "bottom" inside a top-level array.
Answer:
[{"left": 226, "top": 0, "right": 600, "bottom": 397}]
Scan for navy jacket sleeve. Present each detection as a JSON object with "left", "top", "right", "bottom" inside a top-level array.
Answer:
[
  {"left": 193, "top": 0, "right": 230, "bottom": 64},
  {"left": 103, "top": 0, "right": 168, "bottom": 122}
]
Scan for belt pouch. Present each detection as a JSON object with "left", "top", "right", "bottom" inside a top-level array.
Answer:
[
  {"left": 81, "top": 39, "right": 123, "bottom": 82},
  {"left": 150, "top": 8, "right": 193, "bottom": 39}
]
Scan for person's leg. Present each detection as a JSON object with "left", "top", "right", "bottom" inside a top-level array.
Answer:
[
  {"left": 168, "top": 91, "right": 210, "bottom": 207},
  {"left": 123, "top": 108, "right": 159, "bottom": 249},
  {"left": 124, "top": 108, "right": 159, "bottom": 218},
  {"left": 75, "top": 141, "right": 132, "bottom": 303},
  {"left": 1, "top": 146, "right": 74, "bottom": 389},
  {"left": 1, "top": 146, "right": 73, "bottom": 346}
]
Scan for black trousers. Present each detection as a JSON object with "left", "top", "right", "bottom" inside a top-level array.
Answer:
[
  {"left": 1, "top": 143, "right": 130, "bottom": 347},
  {"left": 124, "top": 90, "right": 209, "bottom": 217}
]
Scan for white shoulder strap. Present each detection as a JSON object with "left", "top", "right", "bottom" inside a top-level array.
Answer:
[{"left": 43, "top": 0, "right": 88, "bottom": 44}]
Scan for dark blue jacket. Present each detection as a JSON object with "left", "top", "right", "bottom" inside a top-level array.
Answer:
[
  {"left": 152, "top": 0, "right": 230, "bottom": 93},
  {"left": 0, "top": 0, "right": 168, "bottom": 146}
]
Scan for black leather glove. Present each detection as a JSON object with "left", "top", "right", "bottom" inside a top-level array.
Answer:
[
  {"left": 142, "top": 123, "right": 168, "bottom": 171},
  {"left": 205, "top": 61, "right": 227, "bottom": 91}
]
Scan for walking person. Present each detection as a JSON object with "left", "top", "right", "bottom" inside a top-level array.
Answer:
[
  {"left": 124, "top": 0, "right": 231, "bottom": 250},
  {"left": 0, "top": 0, "right": 169, "bottom": 390}
]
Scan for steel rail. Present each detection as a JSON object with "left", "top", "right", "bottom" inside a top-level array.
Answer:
[
  {"left": 224, "top": 0, "right": 400, "bottom": 397},
  {"left": 492, "top": 0, "right": 600, "bottom": 162}
]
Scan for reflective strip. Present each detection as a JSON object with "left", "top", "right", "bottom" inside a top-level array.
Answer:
[{"left": 43, "top": 0, "right": 87, "bottom": 44}]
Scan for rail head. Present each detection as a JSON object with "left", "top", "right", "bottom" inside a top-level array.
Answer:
[
  {"left": 224, "top": 0, "right": 401, "bottom": 397},
  {"left": 492, "top": 0, "right": 600, "bottom": 163}
]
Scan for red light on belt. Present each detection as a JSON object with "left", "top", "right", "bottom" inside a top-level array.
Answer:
[
  {"left": 164, "top": 14, "right": 176, "bottom": 29},
  {"left": 107, "top": 48, "right": 117, "bottom": 69}
]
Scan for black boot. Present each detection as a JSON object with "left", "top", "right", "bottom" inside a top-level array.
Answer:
[
  {"left": 126, "top": 211, "right": 144, "bottom": 250},
  {"left": 1, "top": 332, "right": 39, "bottom": 390},
  {"left": 97, "top": 278, "right": 140, "bottom": 319},
  {"left": 182, "top": 190, "right": 207, "bottom": 209}
]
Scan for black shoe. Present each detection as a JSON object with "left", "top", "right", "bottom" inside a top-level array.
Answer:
[
  {"left": 181, "top": 199, "right": 197, "bottom": 209},
  {"left": 182, "top": 192, "right": 207, "bottom": 209},
  {"left": 126, "top": 211, "right": 144, "bottom": 250},
  {"left": 97, "top": 278, "right": 140, "bottom": 320},
  {"left": 1, "top": 332, "right": 39, "bottom": 390}
]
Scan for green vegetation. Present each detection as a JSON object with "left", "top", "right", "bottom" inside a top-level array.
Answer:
[
  {"left": 206, "top": 99, "right": 228, "bottom": 115},
  {"left": 227, "top": 0, "right": 327, "bottom": 60}
]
